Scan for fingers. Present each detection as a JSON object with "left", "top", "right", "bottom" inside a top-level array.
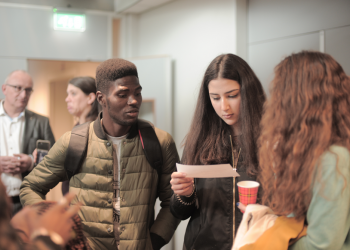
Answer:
[
  {"left": 2, "top": 164, "right": 20, "bottom": 174},
  {"left": 170, "top": 172, "right": 194, "bottom": 184},
  {"left": 171, "top": 172, "right": 186, "bottom": 178},
  {"left": 0, "top": 156, "right": 22, "bottom": 174},
  {"left": 13, "top": 154, "right": 26, "bottom": 164},
  {"left": 0, "top": 156, "right": 16, "bottom": 161},
  {"left": 173, "top": 183, "right": 194, "bottom": 196},
  {"left": 65, "top": 202, "right": 82, "bottom": 218},
  {"left": 236, "top": 202, "right": 247, "bottom": 212},
  {"left": 13, "top": 154, "right": 32, "bottom": 171},
  {"left": 13, "top": 154, "right": 22, "bottom": 160},
  {"left": 55, "top": 193, "right": 81, "bottom": 217},
  {"left": 61, "top": 192, "right": 77, "bottom": 205},
  {"left": 0, "top": 156, "right": 17, "bottom": 166},
  {"left": 171, "top": 181, "right": 193, "bottom": 191},
  {"left": 12, "top": 154, "right": 24, "bottom": 167},
  {"left": 170, "top": 172, "right": 194, "bottom": 195},
  {"left": 32, "top": 149, "right": 37, "bottom": 163}
]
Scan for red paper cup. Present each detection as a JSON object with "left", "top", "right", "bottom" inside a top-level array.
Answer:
[{"left": 237, "top": 181, "right": 260, "bottom": 213}]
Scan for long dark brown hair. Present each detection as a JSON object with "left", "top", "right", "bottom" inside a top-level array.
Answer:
[
  {"left": 182, "top": 54, "right": 266, "bottom": 175},
  {"left": 258, "top": 51, "right": 350, "bottom": 219},
  {"left": 69, "top": 76, "right": 100, "bottom": 121}
]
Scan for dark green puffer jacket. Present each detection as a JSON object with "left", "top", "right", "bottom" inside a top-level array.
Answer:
[{"left": 20, "top": 115, "right": 180, "bottom": 249}]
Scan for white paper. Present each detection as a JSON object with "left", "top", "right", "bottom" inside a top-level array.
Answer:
[{"left": 176, "top": 163, "right": 240, "bottom": 178}]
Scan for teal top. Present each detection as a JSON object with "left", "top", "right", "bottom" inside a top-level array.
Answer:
[{"left": 289, "top": 145, "right": 350, "bottom": 250}]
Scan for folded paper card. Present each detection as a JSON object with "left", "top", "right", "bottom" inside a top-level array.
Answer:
[{"left": 176, "top": 163, "right": 240, "bottom": 178}]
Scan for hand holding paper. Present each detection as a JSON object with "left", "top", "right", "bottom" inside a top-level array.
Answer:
[{"left": 176, "top": 163, "right": 240, "bottom": 178}]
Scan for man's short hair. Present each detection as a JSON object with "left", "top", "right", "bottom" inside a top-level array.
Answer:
[{"left": 96, "top": 58, "right": 138, "bottom": 94}]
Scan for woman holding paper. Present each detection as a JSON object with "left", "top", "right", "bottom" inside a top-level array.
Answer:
[
  {"left": 170, "top": 53, "right": 265, "bottom": 249},
  {"left": 258, "top": 51, "right": 350, "bottom": 250}
]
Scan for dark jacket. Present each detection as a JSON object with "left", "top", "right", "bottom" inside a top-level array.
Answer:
[
  {"left": 22, "top": 109, "right": 55, "bottom": 178},
  {"left": 170, "top": 159, "right": 259, "bottom": 250}
]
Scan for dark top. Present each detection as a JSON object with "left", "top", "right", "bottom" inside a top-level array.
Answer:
[{"left": 170, "top": 157, "right": 259, "bottom": 250}]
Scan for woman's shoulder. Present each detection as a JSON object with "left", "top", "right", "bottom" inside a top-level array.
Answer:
[
  {"left": 317, "top": 145, "right": 350, "bottom": 182},
  {"left": 322, "top": 145, "right": 350, "bottom": 166}
]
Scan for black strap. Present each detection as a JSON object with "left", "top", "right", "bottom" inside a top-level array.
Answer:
[
  {"left": 138, "top": 120, "right": 163, "bottom": 181},
  {"left": 64, "top": 120, "right": 163, "bottom": 184},
  {"left": 64, "top": 122, "right": 90, "bottom": 180}
]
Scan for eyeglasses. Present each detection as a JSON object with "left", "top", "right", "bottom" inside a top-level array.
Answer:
[{"left": 6, "top": 84, "right": 33, "bottom": 95}]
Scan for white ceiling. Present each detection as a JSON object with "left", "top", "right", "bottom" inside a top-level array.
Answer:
[
  {"left": 0, "top": 0, "right": 115, "bottom": 11},
  {"left": 117, "top": 0, "right": 176, "bottom": 14},
  {"left": 0, "top": 0, "right": 177, "bottom": 13}
]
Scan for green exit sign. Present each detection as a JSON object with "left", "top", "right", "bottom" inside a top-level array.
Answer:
[{"left": 53, "top": 13, "right": 86, "bottom": 32}]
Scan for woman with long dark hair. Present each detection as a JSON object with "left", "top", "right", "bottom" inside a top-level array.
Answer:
[
  {"left": 259, "top": 51, "right": 350, "bottom": 249},
  {"left": 62, "top": 76, "right": 100, "bottom": 195},
  {"left": 170, "top": 53, "right": 266, "bottom": 249},
  {"left": 65, "top": 76, "right": 99, "bottom": 125}
]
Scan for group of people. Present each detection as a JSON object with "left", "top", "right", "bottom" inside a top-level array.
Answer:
[{"left": 0, "top": 50, "right": 349, "bottom": 250}]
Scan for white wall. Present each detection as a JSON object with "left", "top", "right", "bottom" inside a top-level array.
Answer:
[
  {"left": 123, "top": 0, "right": 241, "bottom": 149},
  {"left": 0, "top": 2, "right": 113, "bottom": 100},
  {"left": 248, "top": 0, "right": 350, "bottom": 93},
  {"left": 120, "top": 0, "right": 242, "bottom": 248}
]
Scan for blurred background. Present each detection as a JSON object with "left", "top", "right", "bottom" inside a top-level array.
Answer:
[{"left": 0, "top": 0, "right": 349, "bottom": 248}]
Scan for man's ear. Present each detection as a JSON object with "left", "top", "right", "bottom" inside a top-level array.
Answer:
[
  {"left": 1, "top": 84, "right": 6, "bottom": 94},
  {"left": 96, "top": 91, "right": 106, "bottom": 107}
]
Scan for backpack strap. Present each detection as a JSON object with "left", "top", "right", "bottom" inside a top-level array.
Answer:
[
  {"left": 138, "top": 120, "right": 163, "bottom": 180},
  {"left": 64, "top": 122, "right": 91, "bottom": 180}
]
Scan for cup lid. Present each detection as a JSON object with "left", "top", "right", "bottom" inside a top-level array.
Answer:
[{"left": 237, "top": 180, "right": 260, "bottom": 188}]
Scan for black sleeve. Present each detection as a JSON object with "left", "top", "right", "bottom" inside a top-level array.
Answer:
[
  {"left": 150, "top": 233, "right": 166, "bottom": 250},
  {"left": 169, "top": 191, "right": 196, "bottom": 220}
]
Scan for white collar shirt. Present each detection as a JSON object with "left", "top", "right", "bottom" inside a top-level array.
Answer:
[{"left": 0, "top": 100, "right": 26, "bottom": 197}]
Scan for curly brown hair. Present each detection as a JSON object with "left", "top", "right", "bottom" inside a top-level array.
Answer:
[{"left": 258, "top": 51, "right": 350, "bottom": 220}]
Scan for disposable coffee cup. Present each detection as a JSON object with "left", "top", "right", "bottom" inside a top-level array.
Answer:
[{"left": 237, "top": 180, "right": 260, "bottom": 213}]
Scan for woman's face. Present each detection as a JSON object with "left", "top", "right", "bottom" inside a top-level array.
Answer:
[
  {"left": 65, "top": 84, "right": 93, "bottom": 118},
  {"left": 208, "top": 78, "right": 241, "bottom": 131}
]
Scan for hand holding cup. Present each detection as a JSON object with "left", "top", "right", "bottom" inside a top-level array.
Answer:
[{"left": 237, "top": 180, "right": 260, "bottom": 213}]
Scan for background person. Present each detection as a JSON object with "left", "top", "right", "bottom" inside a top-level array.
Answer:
[
  {"left": 65, "top": 76, "right": 99, "bottom": 126},
  {"left": 61, "top": 76, "right": 99, "bottom": 195},
  {"left": 170, "top": 53, "right": 266, "bottom": 250},
  {"left": 0, "top": 70, "right": 55, "bottom": 216},
  {"left": 258, "top": 51, "right": 350, "bottom": 250}
]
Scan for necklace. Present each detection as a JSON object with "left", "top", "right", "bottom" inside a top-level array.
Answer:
[
  {"left": 229, "top": 134, "right": 241, "bottom": 237},
  {"left": 229, "top": 135, "right": 241, "bottom": 170}
]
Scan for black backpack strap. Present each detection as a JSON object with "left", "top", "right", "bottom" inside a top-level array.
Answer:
[
  {"left": 138, "top": 120, "right": 163, "bottom": 180},
  {"left": 64, "top": 122, "right": 91, "bottom": 180}
]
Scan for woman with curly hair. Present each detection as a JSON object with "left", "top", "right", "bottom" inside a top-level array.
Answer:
[
  {"left": 258, "top": 51, "right": 350, "bottom": 249},
  {"left": 170, "top": 53, "right": 266, "bottom": 249}
]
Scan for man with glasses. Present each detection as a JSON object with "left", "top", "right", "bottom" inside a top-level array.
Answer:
[{"left": 0, "top": 70, "right": 55, "bottom": 216}]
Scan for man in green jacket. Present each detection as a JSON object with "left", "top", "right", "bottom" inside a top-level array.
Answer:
[{"left": 20, "top": 58, "right": 181, "bottom": 249}]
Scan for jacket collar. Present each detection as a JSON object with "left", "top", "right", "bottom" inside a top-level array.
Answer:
[
  {"left": 22, "top": 109, "right": 35, "bottom": 153},
  {"left": 93, "top": 112, "right": 139, "bottom": 140}
]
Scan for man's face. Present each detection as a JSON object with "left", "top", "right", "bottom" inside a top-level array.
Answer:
[
  {"left": 102, "top": 75, "right": 142, "bottom": 126},
  {"left": 2, "top": 72, "right": 33, "bottom": 111}
]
